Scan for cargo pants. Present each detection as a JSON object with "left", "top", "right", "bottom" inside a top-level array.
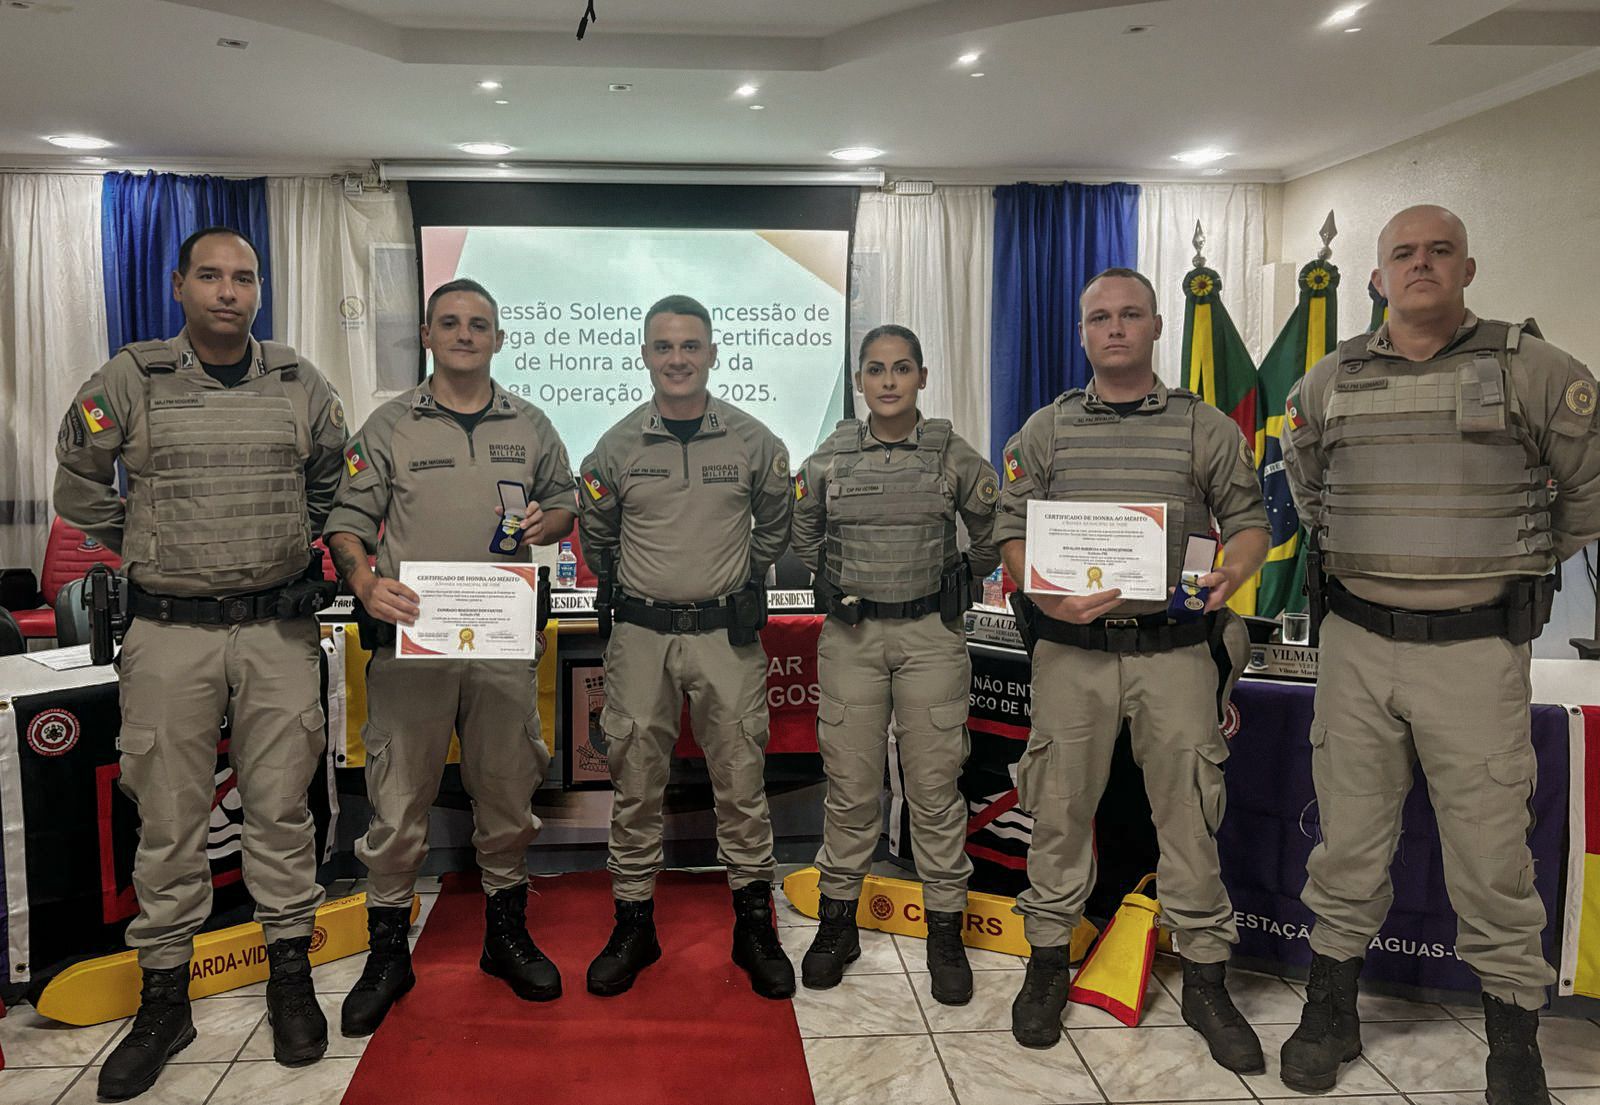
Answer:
[{"left": 117, "top": 616, "right": 326, "bottom": 970}]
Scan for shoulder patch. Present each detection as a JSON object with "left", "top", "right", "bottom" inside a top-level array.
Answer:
[
  {"left": 976, "top": 474, "right": 999, "bottom": 505},
  {"left": 1566, "top": 378, "right": 1596, "bottom": 418},
  {"left": 772, "top": 452, "right": 789, "bottom": 479},
  {"left": 330, "top": 399, "right": 345, "bottom": 429},
  {"left": 793, "top": 471, "right": 810, "bottom": 501},
  {"left": 344, "top": 443, "right": 369, "bottom": 477},
  {"left": 80, "top": 394, "right": 115, "bottom": 433},
  {"left": 581, "top": 469, "right": 611, "bottom": 502},
  {"left": 1286, "top": 398, "right": 1306, "bottom": 431},
  {"left": 1238, "top": 434, "right": 1255, "bottom": 469},
  {"left": 1003, "top": 445, "right": 1026, "bottom": 483}
]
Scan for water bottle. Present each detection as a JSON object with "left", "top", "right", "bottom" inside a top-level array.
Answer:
[
  {"left": 556, "top": 540, "right": 578, "bottom": 590},
  {"left": 981, "top": 566, "right": 1005, "bottom": 609}
]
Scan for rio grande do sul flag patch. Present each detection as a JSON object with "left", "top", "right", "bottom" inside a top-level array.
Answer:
[{"left": 80, "top": 394, "right": 115, "bottom": 433}]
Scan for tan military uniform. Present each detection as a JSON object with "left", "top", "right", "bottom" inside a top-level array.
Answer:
[
  {"left": 999, "top": 380, "right": 1266, "bottom": 957},
  {"left": 578, "top": 397, "right": 791, "bottom": 900},
  {"left": 53, "top": 330, "right": 346, "bottom": 969},
  {"left": 1283, "top": 313, "right": 1600, "bottom": 1009},
  {"left": 791, "top": 417, "right": 1000, "bottom": 911},
  {"left": 324, "top": 380, "right": 575, "bottom": 909}
]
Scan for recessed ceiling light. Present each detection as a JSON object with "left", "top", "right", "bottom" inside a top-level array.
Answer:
[
  {"left": 477, "top": 80, "right": 502, "bottom": 91},
  {"left": 45, "top": 134, "right": 112, "bottom": 150},
  {"left": 493, "top": 99, "right": 508, "bottom": 105},
  {"left": 970, "top": 72, "right": 985, "bottom": 78},
  {"left": 748, "top": 104, "right": 766, "bottom": 111},
  {"left": 957, "top": 52, "right": 980, "bottom": 65},
  {"left": 830, "top": 146, "right": 884, "bottom": 162},
  {"left": 1322, "top": 4, "right": 1364, "bottom": 27},
  {"left": 609, "top": 83, "right": 633, "bottom": 93},
  {"left": 458, "top": 141, "right": 512, "bottom": 156},
  {"left": 735, "top": 83, "right": 759, "bottom": 97},
  {"left": 1344, "top": 26, "right": 1362, "bottom": 32},
  {"left": 1172, "top": 146, "right": 1230, "bottom": 165}
]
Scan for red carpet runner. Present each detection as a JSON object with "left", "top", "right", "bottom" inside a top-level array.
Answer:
[{"left": 342, "top": 870, "right": 815, "bottom": 1105}]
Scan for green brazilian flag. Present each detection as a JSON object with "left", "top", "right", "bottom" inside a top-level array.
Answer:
[
  {"left": 1181, "top": 266, "right": 1259, "bottom": 615},
  {"left": 1255, "top": 260, "right": 1339, "bottom": 617}
]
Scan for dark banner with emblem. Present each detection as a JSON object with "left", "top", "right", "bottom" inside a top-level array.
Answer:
[{"left": 2, "top": 656, "right": 337, "bottom": 985}]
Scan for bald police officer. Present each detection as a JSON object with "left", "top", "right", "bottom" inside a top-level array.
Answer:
[
  {"left": 1279, "top": 206, "right": 1600, "bottom": 1103},
  {"left": 1000, "top": 268, "right": 1269, "bottom": 1071},
  {"left": 325, "top": 278, "right": 577, "bottom": 1034},
  {"left": 55, "top": 227, "right": 346, "bottom": 1100},
  {"left": 792, "top": 323, "right": 999, "bottom": 1003},
  {"left": 578, "top": 294, "right": 795, "bottom": 999}
]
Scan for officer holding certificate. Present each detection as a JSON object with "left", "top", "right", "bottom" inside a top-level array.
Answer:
[
  {"left": 324, "top": 278, "right": 576, "bottom": 1034},
  {"left": 997, "top": 268, "right": 1269, "bottom": 1070}
]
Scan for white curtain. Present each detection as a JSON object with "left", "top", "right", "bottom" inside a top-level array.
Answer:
[
  {"left": 267, "top": 178, "right": 418, "bottom": 430},
  {"left": 1138, "top": 183, "right": 1267, "bottom": 386},
  {"left": 0, "top": 174, "right": 110, "bottom": 572},
  {"left": 852, "top": 188, "right": 994, "bottom": 458}
]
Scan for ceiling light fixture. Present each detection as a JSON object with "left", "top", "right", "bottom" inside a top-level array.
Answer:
[
  {"left": 609, "top": 83, "right": 633, "bottom": 93},
  {"left": 477, "top": 80, "right": 502, "bottom": 90},
  {"left": 45, "top": 134, "right": 112, "bottom": 150},
  {"left": 970, "top": 72, "right": 985, "bottom": 78},
  {"left": 457, "top": 141, "right": 513, "bottom": 156},
  {"left": 957, "top": 52, "right": 980, "bottom": 65},
  {"left": 1344, "top": 26, "right": 1362, "bottom": 32},
  {"left": 493, "top": 99, "right": 509, "bottom": 105},
  {"left": 749, "top": 104, "right": 766, "bottom": 110},
  {"left": 735, "top": 83, "right": 759, "bottom": 97},
  {"left": 1171, "top": 146, "right": 1230, "bottom": 165},
  {"left": 830, "top": 146, "right": 884, "bottom": 162},
  {"left": 1322, "top": 4, "right": 1365, "bottom": 27}
]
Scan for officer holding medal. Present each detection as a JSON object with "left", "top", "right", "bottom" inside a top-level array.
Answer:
[
  {"left": 1279, "top": 206, "right": 1600, "bottom": 1103},
  {"left": 998, "top": 268, "right": 1269, "bottom": 1072},
  {"left": 54, "top": 227, "right": 346, "bottom": 1100},
  {"left": 790, "top": 324, "right": 999, "bottom": 1003},
  {"left": 324, "top": 278, "right": 577, "bottom": 1034},
  {"left": 577, "top": 294, "right": 796, "bottom": 1000}
]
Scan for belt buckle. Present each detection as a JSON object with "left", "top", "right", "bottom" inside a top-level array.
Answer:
[
  {"left": 223, "top": 598, "right": 251, "bottom": 624},
  {"left": 1103, "top": 618, "right": 1138, "bottom": 628},
  {"left": 1101, "top": 617, "right": 1139, "bottom": 652},
  {"left": 1389, "top": 610, "right": 1431, "bottom": 641},
  {"left": 671, "top": 608, "right": 699, "bottom": 633}
]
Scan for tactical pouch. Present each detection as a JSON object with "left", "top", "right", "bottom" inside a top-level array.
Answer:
[
  {"left": 273, "top": 547, "right": 339, "bottom": 619},
  {"left": 1505, "top": 571, "right": 1558, "bottom": 646},
  {"left": 595, "top": 552, "right": 615, "bottom": 638},
  {"left": 938, "top": 561, "right": 974, "bottom": 623},
  {"left": 1007, "top": 590, "right": 1039, "bottom": 658},
  {"left": 727, "top": 582, "right": 768, "bottom": 646},
  {"left": 1305, "top": 529, "right": 1328, "bottom": 648},
  {"left": 1456, "top": 352, "right": 1508, "bottom": 434}
]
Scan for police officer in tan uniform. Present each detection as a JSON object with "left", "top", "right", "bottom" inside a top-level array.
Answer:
[
  {"left": 578, "top": 294, "right": 795, "bottom": 999},
  {"left": 791, "top": 324, "right": 999, "bottom": 1003},
  {"left": 54, "top": 227, "right": 346, "bottom": 1100},
  {"left": 324, "top": 279, "right": 577, "bottom": 1034},
  {"left": 999, "top": 269, "right": 1269, "bottom": 1071},
  {"left": 1279, "top": 206, "right": 1600, "bottom": 1104}
]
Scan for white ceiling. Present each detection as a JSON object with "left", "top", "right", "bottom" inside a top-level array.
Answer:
[{"left": 1, "top": 0, "right": 1596, "bottom": 181}]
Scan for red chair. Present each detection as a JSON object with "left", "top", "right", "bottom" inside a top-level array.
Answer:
[{"left": 1, "top": 517, "right": 121, "bottom": 640}]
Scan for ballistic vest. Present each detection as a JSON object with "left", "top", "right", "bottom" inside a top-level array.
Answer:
[
  {"left": 822, "top": 419, "right": 958, "bottom": 602},
  {"left": 1319, "top": 319, "right": 1554, "bottom": 580},
  {"left": 119, "top": 338, "right": 314, "bottom": 596},
  {"left": 1045, "top": 389, "right": 1210, "bottom": 590}
]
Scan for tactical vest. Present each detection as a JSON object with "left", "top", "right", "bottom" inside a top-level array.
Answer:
[
  {"left": 822, "top": 419, "right": 958, "bottom": 602},
  {"left": 120, "top": 339, "right": 314, "bottom": 596},
  {"left": 1319, "top": 319, "right": 1554, "bottom": 580},
  {"left": 1045, "top": 390, "right": 1210, "bottom": 590}
]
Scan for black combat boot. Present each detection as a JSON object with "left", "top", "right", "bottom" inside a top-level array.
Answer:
[
  {"left": 481, "top": 884, "right": 562, "bottom": 1001},
  {"left": 340, "top": 906, "right": 415, "bottom": 1037},
  {"left": 1180, "top": 958, "right": 1264, "bottom": 1074},
  {"left": 1483, "top": 992, "right": 1550, "bottom": 1105},
  {"left": 586, "top": 898, "right": 661, "bottom": 996},
  {"left": 925, "top": 910, "right": 974, "bottom": 1006},
  {"left": 1011, "top": 944, "right": 1072, "bottom": 1048},
  {"left": 801, "top": 895, "right": 860, "bottom": 990},
  {"left": 96, "top": 964, "right": 195, "bottom": 1100},
  {"left": 731, "top": 881, "right": 796, "bottom": 999},
  {"left": 1280, "top": 953, "right": 1364, "bottom": 1092},
  {"left": 265, "top": 936, "right": 328, "bottom": 1066}
]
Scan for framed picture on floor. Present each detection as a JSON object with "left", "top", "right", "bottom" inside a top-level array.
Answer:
[{"left": 560, "top": 656, "right": 612, "bottom": 789}]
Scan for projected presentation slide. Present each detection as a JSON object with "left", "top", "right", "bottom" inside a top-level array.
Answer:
[{"left": 421, "top": 226, "right": 850, "bottom": 462}]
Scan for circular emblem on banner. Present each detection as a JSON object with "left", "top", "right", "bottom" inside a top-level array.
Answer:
[
  {"left": 1566, "top": 379, "right": 1596, "bottom": 418},
  {"left": 1186, "top": 272, "right": 1216, "bottom": 299},
  {"left": 338, "top": 296, "right": 366, "bottom": 321},
  {"left": 869, "top": 895, "right": 894, "bottom": 922},
  {"left": 1302, "top": 265, "right": 1334, "bottom": 293},
  {"left": 308, "top": 926, "right": 328, "bottom": 954},
  {"left": 27, "top": 708, "right": 80, "bottom": 757},
  {"left": 1220, "top": 700, "right": 1241, "bottom": 740}
]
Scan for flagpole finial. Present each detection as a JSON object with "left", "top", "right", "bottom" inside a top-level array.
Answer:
[
  {"left": 1192, "top": 221, "right": 1207, "bottom": 268},
  {"left": 1317, "top": 210, "right": 1338, "bottom": 262}
]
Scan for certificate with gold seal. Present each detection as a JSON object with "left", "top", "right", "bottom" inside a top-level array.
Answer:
[
  {"left": 395, "top": 561, "right": 541, "bottom": 660},
  {"left": 1023, "top": 501, "right": 1168, "bottom": 602}
]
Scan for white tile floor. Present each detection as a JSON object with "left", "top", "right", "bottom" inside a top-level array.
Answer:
[{"left": 1, "top": 877, "right": 1597, "bottom": 1105}]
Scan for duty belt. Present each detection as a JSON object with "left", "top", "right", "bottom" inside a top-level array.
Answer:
[
  {"left": 1035, "top": 611, "right": 1213, "bottom": 654},
  {"left": 614, "top": 593, "right": 736, "bottom": 634},
  {"left": 826, "top": 590, "right": 941, "bottom": 621},
  {"left": 1327, "top": 580, "right": 1535, "bottom": 644},
  {"left": 129, "top": 583, "right": 297, "bottom": 626}
]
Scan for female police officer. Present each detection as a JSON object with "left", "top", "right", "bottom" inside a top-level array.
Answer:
[{"left": 790, "top": 325, "right": 1000, "bottom": 1004}]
